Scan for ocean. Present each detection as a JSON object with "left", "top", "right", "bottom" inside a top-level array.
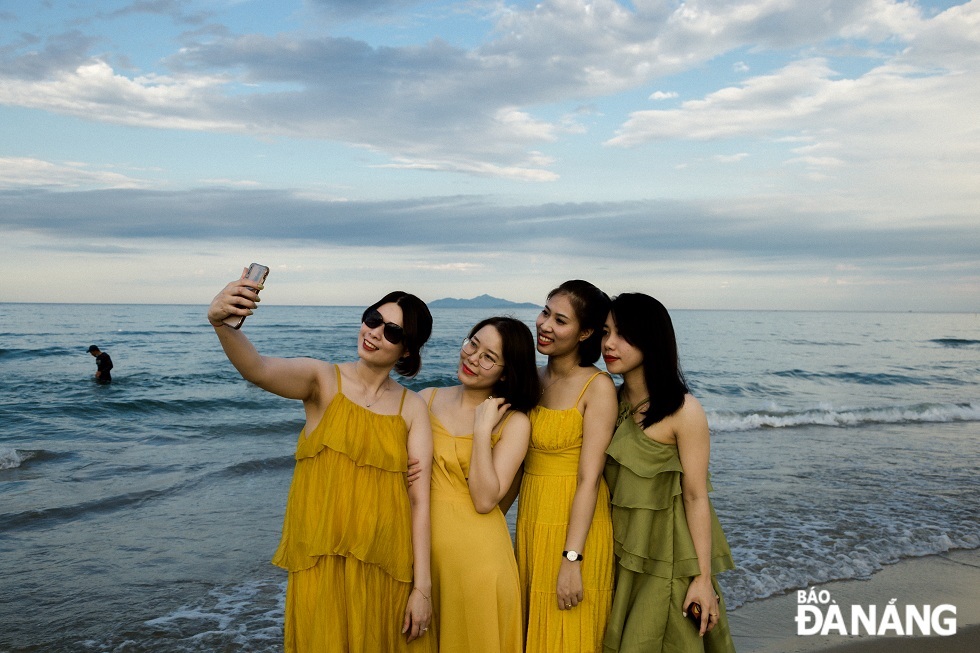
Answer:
[{"left": 1, "top": 303, "right": 977, "bottom": 652}]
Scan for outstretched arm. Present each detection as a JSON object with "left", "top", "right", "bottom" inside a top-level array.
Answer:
[{"left": 207, "top": 272, "right": 320, "bottom": 401}]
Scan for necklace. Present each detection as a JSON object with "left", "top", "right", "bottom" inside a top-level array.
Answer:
[
  {"left": 540, "top": 369, "right": 573, "bottom": 396},
  {"left": 365, "top": 379, "right": 390, "bottom": 408}
]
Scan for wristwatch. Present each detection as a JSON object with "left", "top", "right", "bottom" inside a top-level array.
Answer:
[{"left": 562, "top": 550, "right": 583, "bottom": 562}]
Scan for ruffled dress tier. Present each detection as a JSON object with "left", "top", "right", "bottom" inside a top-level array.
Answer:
[
  {"left": 428, "top": 390, "right": 523, "bottom": 652},
  {"left": 516, "top": 371, "right": 615, "bottom": 653},
  {"left": 603, "top": 400, "right": 736, "bottom": 653},
  {"left": 272, "top": 367, "right": 436, "bottom": 653}
]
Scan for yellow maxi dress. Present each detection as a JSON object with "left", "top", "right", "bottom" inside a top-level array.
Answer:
[
  {"left": 428, "top": 389, "right": 524, "bottom": 652},
  {"left": 272, "top": 366, "right": 436, "bottom": 653},
  {"left": 516, "top": 371, "right": 615, "bottom": 653}
]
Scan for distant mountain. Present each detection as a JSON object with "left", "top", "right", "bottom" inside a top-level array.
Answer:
[{"left": 429, "top": 294, "right": 539, "bottom": 309}]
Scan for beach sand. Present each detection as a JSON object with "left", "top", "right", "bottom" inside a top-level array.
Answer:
[{"left": 729, "top": 548, "right": 980, "bottom": 653}]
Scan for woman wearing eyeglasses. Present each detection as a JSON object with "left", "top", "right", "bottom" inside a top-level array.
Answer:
[
  {"left": 601, "top": 293, "right": 735, "bottom": 653},
  {"left": 516, "top": 280, "right": 618, "bottom": 653},
  {"left": 417, "top": 317, "right": 540, "bottom": 652},
  {"left": 207, "top": 271, "right": 436, "bottom": 653}
]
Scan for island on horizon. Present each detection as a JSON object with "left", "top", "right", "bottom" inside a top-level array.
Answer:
[{"left": 429, "top": 293, "right": 539, "bottom": 309}]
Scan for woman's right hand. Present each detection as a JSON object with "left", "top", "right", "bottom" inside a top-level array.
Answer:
[
  {"left": 207, "top": 269, "right": 263, "bottom": 327},
  {"left": 474, "top": 396, "right": 508, "bottom": 436}
]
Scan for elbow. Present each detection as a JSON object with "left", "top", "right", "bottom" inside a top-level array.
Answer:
[
  {"left": 682, "top": 487, "right": 709, "bottom": 506},
  {"left": 472, "top": 496, "right": 498, "bottom": 514},
  {"left": 576, "top": 469, "right": 603, "bottom": 493}
]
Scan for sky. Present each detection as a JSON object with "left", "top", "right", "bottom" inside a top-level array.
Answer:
[{"left": 1, "top": 0, "right": 977, "bottom": 311}]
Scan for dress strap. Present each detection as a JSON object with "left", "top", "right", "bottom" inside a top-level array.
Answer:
[
  {"left": 398, "top": 387, "right": 408, "bottom": 415},
  {"left": 426, "top": 387, "right": 438, "bottom": 409},
  {"left": 334, "top": 363, "right": 343, "bottom": 391},
  {"left": 494, "top": 409, "right": 516, "bottom": 435},
  {"left": 574, "top": 371, "right": 606, "bottom": 407}
]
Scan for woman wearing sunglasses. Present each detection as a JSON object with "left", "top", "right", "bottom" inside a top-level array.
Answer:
[
  {"left": 601, "top": 293, "right": 735, "bottom": 653},
  {"left": 418, "top": 316, "right": 539, "bottom": 652},
  {"left": 207, "top": 271, "right": 436, "bottom": 653},
  {"left": 516, "top": 280, "right": 618, "bottom": 653}
]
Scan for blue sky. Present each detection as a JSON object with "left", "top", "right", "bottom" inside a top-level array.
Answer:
[{"left": 1, "top": 0, "right": 977, "bottom": 310}]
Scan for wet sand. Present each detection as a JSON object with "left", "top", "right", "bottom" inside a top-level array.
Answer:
[{"left": 729, "top": 549, "right": 980, "bottom": 653}]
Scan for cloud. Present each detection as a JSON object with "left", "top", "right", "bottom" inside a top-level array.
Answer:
[
  {"left": 2, "top": 0, "right": 964, "bottom": 181},
  {"left": 0, "top": 157, "right": 148, "bottom": 189},
  {"left": 2, "top": 185, "right": 975, "bottom": 264}
]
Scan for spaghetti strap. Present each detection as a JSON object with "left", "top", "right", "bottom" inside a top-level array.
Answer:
[
  {"left": 426, "top": 387, "right": 438, "bottom": 409},
  {"left": 574, "top": 370, "right": 606, "bottom": 407},
  {"left": 334, "top": 363, "right": 343, "bottom": 391},
  {"left": 397, "top": 387, "right": 408, "bottom": 416},
  {"left": 495, "top": 409, "right": 517, "bottom": 435}
]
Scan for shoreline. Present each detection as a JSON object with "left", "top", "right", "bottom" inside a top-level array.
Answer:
[{"left": 728, "top": 548, "right": 980, "bottom": 652}]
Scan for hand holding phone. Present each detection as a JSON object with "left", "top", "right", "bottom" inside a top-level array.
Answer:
[{"left": 222, "top": 263, "right": 269, "bottom": 329}]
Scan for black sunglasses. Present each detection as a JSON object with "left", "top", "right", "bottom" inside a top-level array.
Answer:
[{"left": 361, "top": 308, "right": 405, "bottom": 345}]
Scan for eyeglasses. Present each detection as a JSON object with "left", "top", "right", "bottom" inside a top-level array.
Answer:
[
  {"left": 362, "top": 308, "right": 405, "bottom": 345},
  {"left": 461, "top": 337, "right": 502, "bottom": 371}
]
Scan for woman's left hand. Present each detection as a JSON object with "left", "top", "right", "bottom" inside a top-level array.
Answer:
[
  {"left": 402, "top": 587, "right": 432, "bottom": 642},
  {"left": 683, "top": 575, "right": 721, "bottom": 636},
  {"left": 556, "top": 559, "right": 584, "bottom": 610}
]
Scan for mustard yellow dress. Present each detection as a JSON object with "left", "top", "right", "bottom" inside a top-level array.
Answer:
[
  {"left": 516, "top": 371, "right": 615, "bottom": 653},
  {"left": 603, "top": 400, "right": 736, "bottom": 653},
  {"left": 428, "top": 389, "right": 523, "bottom": 652},
  {"left": 272, "top": 366, "right": 436, "bottom": 653}
]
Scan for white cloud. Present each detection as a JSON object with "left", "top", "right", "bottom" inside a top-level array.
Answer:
[{"left": 0, "top": 157, "right": 147, "bottom": 189}]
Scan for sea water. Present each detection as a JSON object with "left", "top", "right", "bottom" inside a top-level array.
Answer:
[{"left": 1, "top": 303, "right": 977, "bottom": 651}]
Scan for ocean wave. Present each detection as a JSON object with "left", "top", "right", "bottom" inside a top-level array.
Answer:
[
  {"left": 0, "top": 346, "right": 82, "bottom": 360},
  {"left": 1, "top": 456, "right": 291, "bottom": 531},
  {"left": 708, "top": 402, "right": 980, "bottom": 432},
  {"left": 721, "top": 534, "right": 980, "bottom": 609},
  {"left": 82, "top": 578, "right": 286, "bottom": 652},
  {"left": 0, "top": 448, "right": 61, "bottom": 470},
  {"left": 772, "top": 368, "right": 957, "bottom": 386},
  {"left": 930, "top": 337, "right": 980, "bottom": 348},
  {"left": 0, "top": 448, "right": 32, "bottom": 470}
]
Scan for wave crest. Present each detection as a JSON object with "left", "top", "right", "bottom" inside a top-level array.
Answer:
[{"left": 708, "top": 402, "right": 980, "bottom": 432}]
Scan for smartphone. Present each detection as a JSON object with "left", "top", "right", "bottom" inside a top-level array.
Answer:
[
  {"left": 223, "top": 263, "right": 270, "bottom": 329},
  {"left": 686, "top": 602, "right": 702, "bottom": 629}
]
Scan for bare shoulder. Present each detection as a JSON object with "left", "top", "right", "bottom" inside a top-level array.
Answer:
[
  {"left": 400, "top": 387, "right": 429, "bottom": 421},
  {"left": 584, "top": 367, "right": 617, "bottom": 400},
  {"left": 678, "top": 393, "right": 706, "bottom": 417},
  {"left": 671, "top": 394, "right": 709, "bottom": 432},
  {"left": 502, "top": 409, "right": 531, "bottom": 432}
]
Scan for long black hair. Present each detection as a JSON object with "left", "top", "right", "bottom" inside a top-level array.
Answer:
[
  {"left": 609, "top": 293, "right": 689, "bottom": 427},
  {"left": 547, "top": 280, "right": 610, "bottom": 366},
  {"left": 467, "top": 316, "right": 541, "bottom": 414},
  {"left": 363, "top": 291, "right": 433, "bottom": 377}
]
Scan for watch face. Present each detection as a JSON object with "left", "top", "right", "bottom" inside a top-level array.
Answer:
[{"left": 564, "top": 550, "right": 580, "bottom": 561}]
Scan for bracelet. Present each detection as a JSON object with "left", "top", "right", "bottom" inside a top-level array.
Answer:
[{"left": 413, "top": 587, "right": 430, "bottom": 601}]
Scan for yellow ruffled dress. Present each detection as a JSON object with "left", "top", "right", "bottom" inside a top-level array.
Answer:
[
  {"left": 272, "top": 366, "right": 435, "bottom": 653},
  {"left": 428, "top": 389, "right": 523, "bottom": 652},
  {"left": 516, "top": 371, "right": 615, "bottom": 653}
]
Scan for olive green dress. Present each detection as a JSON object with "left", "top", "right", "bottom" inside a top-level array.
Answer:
[{"left": 602, "top": 400, "right": 736, "bottom": 653}]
